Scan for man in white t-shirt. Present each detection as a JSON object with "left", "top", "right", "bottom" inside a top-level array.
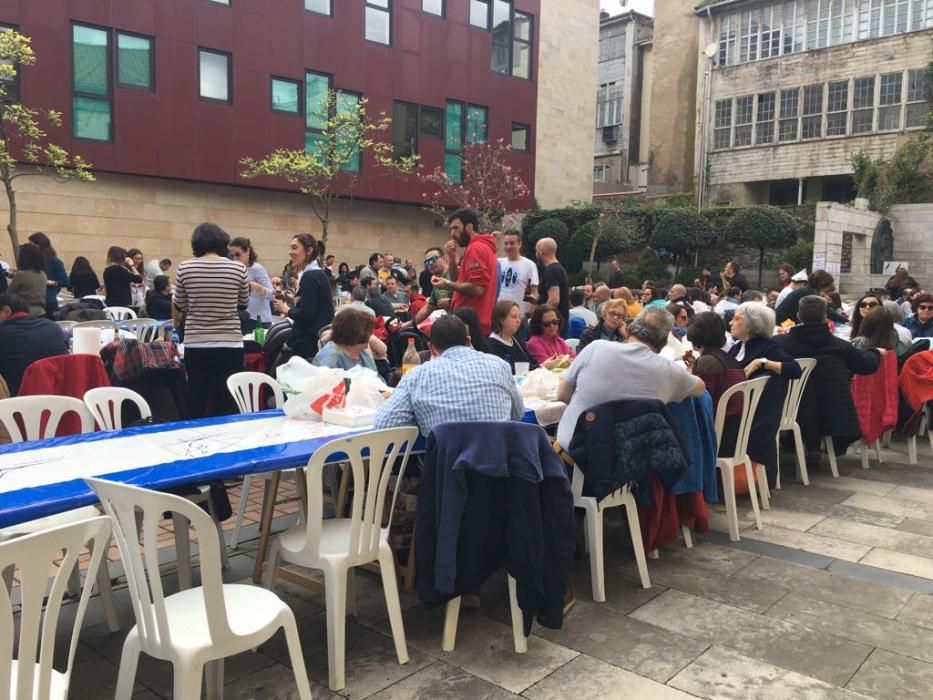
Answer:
[
  {"left": 556, "top": 306, "right": 705, "bottom": 449},
  {"left": 497, "top": 230, "right": 538, "bottom": 316}
]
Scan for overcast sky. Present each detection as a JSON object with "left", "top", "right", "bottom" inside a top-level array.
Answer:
[{"left": 601, "top": 0, "right": 654, "bottom": 16}]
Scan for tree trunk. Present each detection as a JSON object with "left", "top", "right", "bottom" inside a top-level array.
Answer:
[
  {"left": 3, "top": 174, "right": 18, "bottom": 260},
  {"left": 758, "top": 247, "right": 765, "bottom": 287},
  {"left": 588, "top": 229, "right": 601, "bottom": 280}
]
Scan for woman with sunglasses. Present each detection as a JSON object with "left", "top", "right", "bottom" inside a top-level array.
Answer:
[
  {"left": 904, "top": 292, "right": 933, "bottom": 339},
  {"left": 578, "top": 299, "right": 628, "bottom": 352},
  {"left": 526, "top": 304, "right": 575, "bottom": 369},
  {"left": 230, "top": 237, "right": 273, "bottom": 331},
  {"left": 850, "top": 294, "right": 884, "bottom": 339}
]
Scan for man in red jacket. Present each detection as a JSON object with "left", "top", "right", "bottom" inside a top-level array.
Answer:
[{"left": 434, "top": 208, "right": 498, "bottom": 335}]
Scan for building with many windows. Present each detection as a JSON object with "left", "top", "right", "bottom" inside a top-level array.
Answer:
[
  {"left": 592, "top": 9, "right": 653, "bottom": 197},
  {"left": 695, "top": 0, "right": 933, "bottom": 205},
  {"left": 0, "top": 0, "right": 597, "bottom": 272}
]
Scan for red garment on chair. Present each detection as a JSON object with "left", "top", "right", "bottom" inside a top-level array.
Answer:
[
  {"left": 851, "top": 351, "right": 898, "bottom": 444},
  {"left": 18, "top": 354, "right": 111, "bottom": 435},
  {"left": 900, "top": 351, "right": 933, "bottom": 412},
  {"left": 636, "top": 476, "right": 710, "bottom": 553}
]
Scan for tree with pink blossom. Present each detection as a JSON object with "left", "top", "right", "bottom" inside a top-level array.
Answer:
[{"left": 418, "top": 137, "right": 531, "bottom": 230}]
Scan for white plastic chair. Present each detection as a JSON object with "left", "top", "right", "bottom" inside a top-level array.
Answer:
[
  {"left": 104, "top": 306, "right": 137, "bottom": 321},
  {"left": 0, "top": 516, "right": 113, "bottom": 700},
  {"left": 0, "top": 396, "right": 95, "bottom": 443},
  {"left": 566, "top": 338, "right": 580, "bottom": 351},
  {"left": 84, "top": 387, "right": 151, "bottom": 430},
  {"left": 264, "top": 427, "right": 417, "bottom": 691},
  {"left": 775, "top": 358, "right": 817, "bottom": 489},
  {"left": 73, "top": 319, "right": 118, "bottom": 331},
  {"left": 86, "top": 478, "right": 312, "bottom": 700},
  {"left": 715, "top": 376, "right": 769, "bottom": 542},
  {"left": 81, "top": 294, "right": 106, "bottom": 305},
  {"left": 118, "top": 318, "right": 162, "bottom": 342},
  {"left": 225, "top": 372, "right": 289, "bottom": 549},
  {"left": 569, "top": 463, "right": 651, "bottom": 603}
]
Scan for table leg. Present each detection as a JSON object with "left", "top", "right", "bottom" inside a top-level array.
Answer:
[{"left": 252, "top": 471, "right": 281, "bottom": 584}]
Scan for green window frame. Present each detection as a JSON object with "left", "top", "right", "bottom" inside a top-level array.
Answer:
[
  {"left": 444, "top": 100, "right": 488, "bottom": 182},
  {"left": 116, "top": 32, "right": 153, "bottom": 90},
  {"left": 336, "top": 90, "right": 361, "bottom": 172},
  {"left": 271, "top": 76, "right": 301, "bottom": 115},
  {"left": 392, "top": 101, "right": 419, "bottom": 160},
  {"left": 72, "top": 23, "right": 112, "bottom": 141},
  {"left": 304, "top": 71, "right": 360, "bottom": 173}
]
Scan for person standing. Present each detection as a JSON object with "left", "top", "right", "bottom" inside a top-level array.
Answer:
[
  {"left": 8, "top": 243, "right": 48, "bottom": 317},
  {"left": 535, "top": 237, "right": 570, "bottom": 328},
  {"left": 230, "top": 237, "right": 274, "bottom": 331},
  {"left": 720, "top": 260, "right": 749, "bottom": 293},
  {"left": 173, "top": 223, "right": 249, "bottom": 418},
  {"left": 433, "top": 208, "right": 498, "bottom": 335},
  {"left": 497, "top": 229, "right": 538, "bottom": 320},
  {"left": 414, "top": 247, "right": 451, "bottom": 323},
  {"left": 144, "top": 257, "right": 172, "bottom": 291},
  {"left": 27, "top": 232, "right": 67, "bottom": 317},
  {"left": 103, "top": 246, "right": 143, "bottom": 308},
  {"left": 273, "top": 233, "right": 334, "bottom": 359},
  {"left": 125, "top": 248, "right": 148, "bottom": 311},
  {"left": 68, "top": 256, "right": 101, "bottom": 299},
  {"left": 607, "top": 259, "right": 625, "bottom": 289}
]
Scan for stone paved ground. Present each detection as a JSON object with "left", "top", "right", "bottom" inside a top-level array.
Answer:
[{"left": 60, "top": 438, "right": 933, "bottom": 699}]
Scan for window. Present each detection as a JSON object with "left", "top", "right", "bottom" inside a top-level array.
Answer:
[
  {"left": 208, "top": 0, "right": 230, "bottom": 4},
  {"left": 198, "top": 48, "right": 231, "bottom": 102},
  {"left": 827, "top": 79, "right": 848, "bottom": 135},
  {"left": 734, "top": 95, "right": 753, "bottom": 147},
  {"left": 423, "top": 0, "right": 444, "bottom": 16},
  {"left": 72, "top": 24, "right": 111, "bottom": 141},
  {"left": 511, "top": 123, "right": 530, "bottom": 152},
  {"left": 593, "top": 164, "right": 607, "bottom": 183},
  {"left": 304, "top": 71, "right": 331, "bottom": 161},
  {"left": 444, "top": 100, "right": 487, "bottom": 181},
  {"left": 490, "top": 1, "right": 533, "bottom": 79},
  {"left": 596, "top": 82, "right": 622, "bottom": 128},
  {"left": 364, "top": 0, "right": 391, "bottom": 45},
  {"left": 305, "top": 0, "right": 331, "bottom": 15},
  {"left": 420, "top": 106, "right": 442, "bottom": 137},
  {"left": 852, "top": 76, "right": 874, "bottom": 133},
  {"left": 878, "top": 71, "right": 902, "bottom": 131},
  {"left": 117, "top": 32, "right": 153, "bottom": 89},
  {"left": 906, "top": 68, "right": 929, "bottom": 128},
  {"left": 713, "top": 99, "right": 732, "bottom": 150},
  {"left": 392, "top": 101, "right": 419, "bottom": 160},
  {"left": 271, "top": 77, "right": 301, "bottom": 114},
  {"left": 779, "top": 87, "right": 799, "bottom": 141},
  {"left": 336, "top": 91, "right": 361, "bottom": 171},
  {"left": 0, "top": 25, "right": 20, "bottom": 103},
  {"left": 717, "top": 12, "right": 736, "bottom": 65},
  {"left": 756, "top": 92, "right": 775, "bottom": 144},
  {"left": 801, "top": 83, "right": 823, "bottom": 139},
  {"left": 470, "top": 0, "right": 490, "bottom": 29}
]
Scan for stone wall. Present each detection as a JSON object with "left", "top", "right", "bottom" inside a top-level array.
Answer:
[
  {"left": 0, "top": 172, "right": 449, "bottom": 277},
  {"left": 812, "top": 202, "right": 881, "bottom": 294},
  {"left": 889, "top": 203, "right": 933, "bottom": 289},
  {"left": 535, "top": 0, "right": 600, "bottom": 208}
]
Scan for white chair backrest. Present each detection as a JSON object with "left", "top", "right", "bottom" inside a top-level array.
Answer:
[
  {"left": 104, "top": 307, "right": 137, "bottom": 321},
  {"left": 81, "top": 295, "right": 106, "bottom": 304},
  {"left": 84, "top": 387, "right": 152, "bottom": 430},
  {"left": 0, "top": 396, "right": 95, "bottom": 443},
  {"left": 0, "top": 516, "right": 112, "bottom": 700},
  {"left": 74, "top": 319, "right": 118, "bottom": 331},
  {"left": 85, "top": 478, "right": 233, "bottom": 655},
  {"left": 779, "top": 357, "right": 817, "bottom": 429},
  {"left": 301, "top": 427, "right": 417, "bottom": 565},
  {"left": 715, "top": 376, "right": 770, "bottom": 462},
  {"left": 119, "top": 318, "right": 161, "bottom": 342},
  {"left": 227, "top": 372, "right": 285, "bottom": 414},
  {"left": 566, "top": 338, "right": 581, "bottom": 351}
]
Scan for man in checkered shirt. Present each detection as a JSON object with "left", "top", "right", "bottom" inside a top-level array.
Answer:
[{"left": 374, "top": 315, "right": 524, "bottom": 436}]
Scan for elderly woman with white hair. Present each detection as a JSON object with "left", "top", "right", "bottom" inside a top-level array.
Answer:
[{"left": 727, "top": 301, "right": 802, "bottom": 488}]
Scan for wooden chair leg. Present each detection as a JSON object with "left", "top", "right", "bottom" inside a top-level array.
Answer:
[{"left": 252, "top": 471, "right": 281, "bottom": 584}]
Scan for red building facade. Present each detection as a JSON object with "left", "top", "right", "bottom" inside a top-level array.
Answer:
[{"left": 0, "top": 0, "right": 539, "bottom": 207}]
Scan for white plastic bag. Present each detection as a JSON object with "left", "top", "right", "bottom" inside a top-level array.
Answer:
[
  {"left": 344, "top": 366, "right": 388, "bottom": 411},
  {"left": 519, "top": 367, "right": 560, "bottom": 401},
  {"left": 278, "top": 359, "right": 346, "bottom": 421},
  {"left": 276, "top": 356, "right": 321, "bottom": 394}
]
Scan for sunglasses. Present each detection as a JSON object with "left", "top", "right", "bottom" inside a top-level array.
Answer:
[
  {"left": 424, "top": 256, "right": 439, "bottom": 268},
  {"left": 542, "top": 320, "right": 561, "bottom": 328},
  {"left": 919, "top": 305, "right": 933, "bottom": 311},
  {"left": 606, "top": 312, "right": 626, "bottom": 320},
  {"left": 859, "top": 301, "right": 880, "bottom": 309}
]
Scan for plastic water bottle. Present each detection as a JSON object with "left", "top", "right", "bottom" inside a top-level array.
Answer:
[{"left": 402, "top": 338, "right": 420, "bottom": 375}]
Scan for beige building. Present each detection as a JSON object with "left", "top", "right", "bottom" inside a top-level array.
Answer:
[{"left": 696, "top": 0, "right": 933, "bottom": 206}]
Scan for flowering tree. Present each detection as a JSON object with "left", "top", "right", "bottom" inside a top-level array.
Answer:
[
  {"left": 0, "top": 28, "right": 94, "bottom": 256},
  {"left": 240, "top": 90, "right": 418, "bottom": 242},
  {"left": 419, "top": 138, "right": 530, "bottom": 230}
]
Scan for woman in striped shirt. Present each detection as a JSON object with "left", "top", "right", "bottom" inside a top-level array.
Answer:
[{"left": 173, "top": 223, "right": 249, "bottom": 418}]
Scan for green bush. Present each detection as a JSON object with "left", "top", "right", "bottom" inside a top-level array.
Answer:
[
  {"left": 529, "top": 217, "right": 570, "bottom": 248},
  {"left": 785, "top": 240, "right": 814, "bottom": 273},
  {"left": 723, "top": 206, "right": 799, "bottom": 286},
  {"left": 649, "top": 208, "right": 716, "bottom": 276},
  {"left": 676, "top": 265, "right": 706, "bottom": 286},
  {"left": 635, "top": 249, "right": 671, "bottom": 284}
]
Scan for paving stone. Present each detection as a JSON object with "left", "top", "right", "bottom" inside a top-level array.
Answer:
[
  {"left": 847, "top": 648, "right": 933, "bottom": 700},
  {"left": 535, "top": 600, "right": 707, "bottom": 683},
  {"left": 260, "top": 612, "right": 434, "bottom": 699},
  {"left": 896, "top": 518, "right": 933, "bottom": 538},
  {"left": 523, "top": 654, "right": 695, "bottom": 700},
  {"left": 769, "top": 486, "right": 904, "bottom": 528},
  {"left": 627, "top": 539, "right": 759, "bottom": 578},
  {"left": 766, "top": 593, "right": 933, "bottom": 664},
  {"left": 669, "top": 646, "right": 872, "bottom": 700},
  {"left": 572, "top": 559, "right": 668, "bottom": 613},
  {"left": 376, "top": 605, "right": 577, "bottom": 694},
  {"left": 368, "top": 661, "right": 521, "bottom": 699},
  {"left": 807, "top": 475, "right": 898, "bottom": 496},
  {"left": 843, "top": 494, "right": 933, "bottom": 521},
  {"left": 887, "top": 484, "right": 933, "bottom": 507},
  {"left": 810, "top": 517, "right": 933, "bottom": 560},
  {"left": 67, "top": 641, "right": 142, "bottom": 700},
  {"left": 222, "top": 660, "right": 336, "bottom": 700},
  {"left": 732, "top": 555, "right": 913, "bottom": 619},
  {"left": 630, "top": 590, "right": 872, "bottom": 686},
  {"left": 131, "top": 690, "right": 161, "bottom": 699},
  {"left": 895, "top": 594, "right": 933, "bottom": 630},
  {"left": 776, "top": 483, "right": 856, "bottom": 506},
  {"left": 860, "top": 548, "right": 933, "bottom": 580},
  {"left": 741, "top": 524, "right": 873, "bottom": 562}
]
